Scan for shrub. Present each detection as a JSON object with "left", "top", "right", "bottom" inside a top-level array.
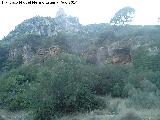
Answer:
[
  {"left": 0, "top": 65, "right": 37, "bottom": 111},
  {"left": 140, "top": 71, "right": 160, "bottom": 90},
  {"left": 91, "top": 64, "right": 130, "bottom": 97},
  {"left": 32, "top": 86, "right": 105, "bottom": 120},
  {"left": 0, "top": 75, "right": 31, "bottom": 111},
  {"left": 30, "top": 55, "right": 106, "bottom": 120},
  {"left": 140, "top": 80, "right": 157, "bottom": 93}
]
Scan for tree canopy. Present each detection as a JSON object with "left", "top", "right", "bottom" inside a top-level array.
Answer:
[{"left": 110, "top": 6, "right": 135, "bottom": 26}]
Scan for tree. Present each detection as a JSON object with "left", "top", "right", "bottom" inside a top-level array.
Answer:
[{"left": 110, "top": 6, "right": 135, "bottom": 26}]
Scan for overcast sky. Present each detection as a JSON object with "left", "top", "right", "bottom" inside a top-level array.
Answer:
[{"left": 0, "top": 0, "right": 160, "bottom": 40}]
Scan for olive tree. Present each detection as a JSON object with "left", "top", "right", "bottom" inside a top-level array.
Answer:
[{"left": 110, "top": 6, "right": 135, "bottom": 26}]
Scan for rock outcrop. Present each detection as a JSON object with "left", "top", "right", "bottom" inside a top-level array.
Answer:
[
  {"left": 4, "top": 9, "right": 157, "bottom": 66},
  {"left": 82, "top": 45, "right": 132, "bottom": 65},
  {"left": 9, "top": 44, "right": 33, "bottom": 64},
  {"left": 97, "top": 47, "right": 109, "bottom": 64},
  {"left": 37, "top": 46, "right": 60, "bottom": 56},
  {"left": 111, "top": 48, "right": 132, "bottom": 64},
  {"left": 5, "top": 8, "right": 81, "bottom": 42}
]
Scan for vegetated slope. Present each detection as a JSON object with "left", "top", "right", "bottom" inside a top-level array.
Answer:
[{"left": 1, "top": 10, "right": 160, "bottom": 120}]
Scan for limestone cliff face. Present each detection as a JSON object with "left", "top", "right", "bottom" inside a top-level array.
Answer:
[
  {"left": 111, "top": 48, "right": 131, "bottom": 64},
  {"left": 54, "top": 8, "right": 80, "bottom": 33},
  {"left": 9, "top": 44, "right": 33, "bottom": 64},
  {"left": 97, "top": 47, "right": 109, "bottom": 64},
  {"left": 22, "top": 44, "right": 34, "bottom": 64},
  {"left": 5, "top": 10, "right": 81, "bottom": 42},
  {"left": 9, "top": 44, "right": 60, "bottom": 64},
  {"left": 86, "top": 47, "right": 131, "bottom": 65},
  {"left": 6, "top": 16, "right": 55, "bottom": 41},
  {"left": 36, "top": 46, "right": 60, "bottom": 57},
  {"left": 5, "top": 9, "right": 81, "bottom": 64},
  {"left": 3, "top": 9, "right": 159, "bottom": 66}
]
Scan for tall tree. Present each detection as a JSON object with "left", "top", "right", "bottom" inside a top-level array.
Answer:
[{"left": 110, "top": 6, "right": 135, "bottom": 26}]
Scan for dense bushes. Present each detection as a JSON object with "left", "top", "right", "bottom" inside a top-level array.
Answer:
[
  {"left": 2, "top": 49, "right": 160, "bottom": 119},
  {"left": 30, "top": 54, "right": 106, "bottom": 119},
  {"left": 125, "top": 71, "right": 160, "bottom": 109},
  {"left": 0, "top": 52, "right": 146, "bottom": 117},
  {"left": 133, "top": 46, "right": 160, "bottom": 72},
  {"left": 0, "top": 65, "right": 37, "bottom": 110},
  {"left": 90, "top": 64, "right": 130, "bottom": 97},
  {"left": 32, "top": 83, "right": 105, "bottom": 120},
  {"left": 0, "top": 54, "right": 107, "bottom": 119},
  {"left": 1, "top": 18, "right": 160, "bottom": 120}
]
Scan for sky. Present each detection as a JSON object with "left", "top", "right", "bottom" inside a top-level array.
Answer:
[{"left": 0, "top": 0, "right": 160, "bottom": 40}]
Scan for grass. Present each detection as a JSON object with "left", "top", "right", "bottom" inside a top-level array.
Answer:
[
  {"left": 112, "top": 110, "right": 142, "bottom": 120},
  {"left": 57, "top": 97, "right": 160, "bottom": 120}
]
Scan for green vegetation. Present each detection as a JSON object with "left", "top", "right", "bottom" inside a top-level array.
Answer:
[{"left": 0, "top": 54, "right": 107, "bottom": 119}]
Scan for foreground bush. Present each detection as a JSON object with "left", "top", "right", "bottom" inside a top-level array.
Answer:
[
  {"left": 0, "top": 65, "right": 37, "bottom": 111},
  {"left": 32, "top": 87, "right": 105, "bottom": 120},
  {"left": 30, "top": 54, "right": 106, "bottom": 120},
  {"left": 90, "top": 64, "right": 130, "bottom": 97}
]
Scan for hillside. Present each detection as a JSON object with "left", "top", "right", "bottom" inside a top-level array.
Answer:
[{"left": 1, "top": 9, "right": 160, "bottom": 120}]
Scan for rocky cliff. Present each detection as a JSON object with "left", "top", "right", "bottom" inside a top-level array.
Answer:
[{"left": 1, "top": 9, "right": 160, "bottom": 66}]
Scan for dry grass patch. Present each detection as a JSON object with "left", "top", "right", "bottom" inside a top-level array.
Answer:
[{"left": 112, "top": 110, "right": 142, "bottom": 120}]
